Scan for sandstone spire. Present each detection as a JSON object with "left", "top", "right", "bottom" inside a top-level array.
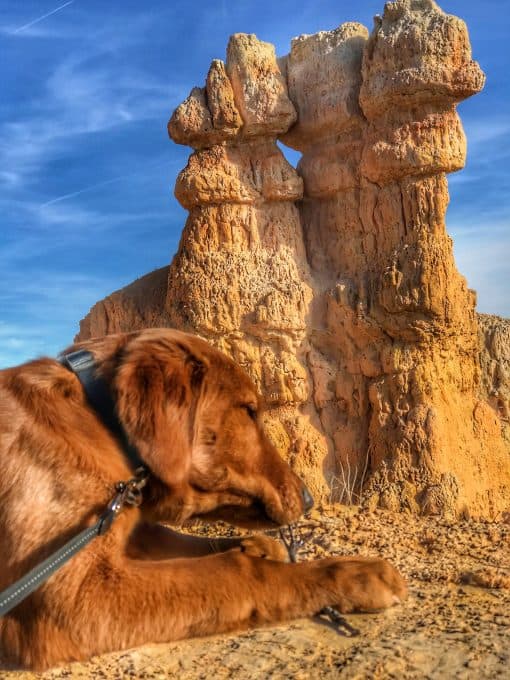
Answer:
[{"left": 165, "top": 34, "right": 331, "bottom": 498}]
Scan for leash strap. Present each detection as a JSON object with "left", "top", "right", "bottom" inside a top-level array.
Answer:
[
  {"left": 278, "top": 525, "right": 360, "bottom": 637},
  {"left": 0, "top": 350, "right": 150, "bottom": 618},
  {"left": 0, "top": 471, "right": 147, "bottom": 618},
  {"left": 0, "top": 523, "right": 102, "bottom": 617}
]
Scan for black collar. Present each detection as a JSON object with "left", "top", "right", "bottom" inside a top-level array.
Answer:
[{"left": 58, "top": 349, "right": 147, "bottom": 475}]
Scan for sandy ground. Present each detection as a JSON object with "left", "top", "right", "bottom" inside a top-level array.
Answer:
[{"left": 2, "top": 505, "right": 509, "bottom": 679}]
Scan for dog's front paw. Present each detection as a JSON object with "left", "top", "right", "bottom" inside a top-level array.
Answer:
[
  {"left": 319, "top": 556, "right": 408, "bottom": 613},
  {"left": 239, "top": 535, "right": 289, "bottom": 561}
]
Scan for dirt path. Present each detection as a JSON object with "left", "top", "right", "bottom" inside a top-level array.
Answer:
[{"left": 2, "top": 507, "right": 509, "bottom": 679}]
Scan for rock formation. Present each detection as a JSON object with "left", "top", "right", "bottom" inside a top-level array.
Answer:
[
  {"left": 77, "top": 0, "right": 510, "bottom": 518},
  {"left": 78, "top": 267, "right": 171, "bottom": 339},
  {"left": 165, "top": 34, "right": 330, "bottom": 498},
  {"left": 478, "top": 314, "right": 510, "bottom": 442}
]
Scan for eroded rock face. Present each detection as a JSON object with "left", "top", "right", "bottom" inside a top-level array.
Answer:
[
  {"left": 478, "top": 314, "right": 510, "bottom": 441},
  {"left": 283, "top": 0, "right": 510, "bottom": 518},
  {"left": 77, "top": 0, "right": 510, "bottom": 518}
]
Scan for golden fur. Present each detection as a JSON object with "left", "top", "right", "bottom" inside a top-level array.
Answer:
[{"left": 0, "top": 328, "right": 407, "bottom": 670}]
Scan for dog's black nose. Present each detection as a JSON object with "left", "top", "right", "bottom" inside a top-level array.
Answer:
[{"left": 301, "top": 485, "right": 314, "bottom": 512}]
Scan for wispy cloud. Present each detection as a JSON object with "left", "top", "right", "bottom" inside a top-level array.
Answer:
[
  {"left": 0, "top": 6, "right": 185, "bottom": 195},
  {"left": 0, "top": 70, "right": 178, "bottom": 193},
  {"left": 46, "top": 55, "right": 176, "bottom": 132},
  {"left": 11, "top": 1, "right": 75, "bottom": 35},
  {"left": 0, "top": 322, "right": 49, "bottom": 367},
  {"left": 0, "top": 199, "right": 174, "bottom": 261},
  {"left": 462, "top": 118, "right": 510, "bottom": 148}
]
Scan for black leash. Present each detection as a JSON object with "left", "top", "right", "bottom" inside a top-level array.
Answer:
[
  {"left": 0, "top": 471, "right": 147, "bottom": 617},
  {"left": 0, "top": 350, "right": 148, "bottom": 618}
]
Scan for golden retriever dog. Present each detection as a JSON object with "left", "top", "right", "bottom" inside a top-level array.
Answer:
[{"left": 0, "top": 328, "right": 407, "bottom": 670}]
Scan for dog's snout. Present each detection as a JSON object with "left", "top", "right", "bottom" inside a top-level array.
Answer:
[{"left": 301, "top": 485, "right": 314, "bottom": 512}]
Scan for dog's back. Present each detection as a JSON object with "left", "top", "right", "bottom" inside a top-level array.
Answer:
[{"left": 0, "top": 359, "right": 127, "bottom": 589}]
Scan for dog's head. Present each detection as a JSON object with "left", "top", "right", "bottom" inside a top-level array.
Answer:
[{"left": 71, "top": 329, "right": 312, "bottom": 528}]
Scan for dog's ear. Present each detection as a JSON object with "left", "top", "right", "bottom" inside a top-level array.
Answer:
[{"left": 114, "top": 337, "right": 208, "bottom": 487}]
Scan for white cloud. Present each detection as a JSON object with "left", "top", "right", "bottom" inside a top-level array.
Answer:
[
  {"left": 0, "top": 170, "right": 22, "bottom": 187},
  {"left": 462, "top": 118, "right": 510, "bottom": 148},
  {"left": 0, "top": 271, "right": 102, "bottom": 368},
  {"left": 0, "top": 203, "right": 174, "bottom": 277},
  {"left": 38, "top": 157, "right": 177, "bottom": 209},
  {"left": 0, "top": 269, "right": 123, "bottom": 367},
  {"left": 46, "top": 56, "right": 175, "bottom": 134},
  {"left": 0, "top": 321, "right": 52, "bottom": 362},
  {"left": 0, "top": 75, "right": 177, "bottom": 192}
]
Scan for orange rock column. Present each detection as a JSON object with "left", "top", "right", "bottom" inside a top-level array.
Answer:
[
  {"left": 166, "top": 35, "right": 329, "bottom": 498},
  {"left": 279, "top": 0, "right": 510, "bottom": 516},
  {"left": 281, "top": 23, "right": 378, "bottom": 501},
  {"left": 356, "top": 0, "right": 510, "bottom": 517}
]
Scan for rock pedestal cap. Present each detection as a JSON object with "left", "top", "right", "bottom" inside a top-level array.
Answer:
[
  {"left": 360, "top": 0, "right": 485, "bottom": 117},
  {"left": 282, "top": 22, "right": 369, "bottom": 150}
]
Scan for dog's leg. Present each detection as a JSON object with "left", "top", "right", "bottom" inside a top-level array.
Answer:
[
  {"left": 20, "top": 550, "right": 407, "bottom": 669},
  {"left": 127, "top": 522, "right": 246, "bottom": 559},
  {"left": 127, "top": 523, "right": 287, "bottom": 561}
]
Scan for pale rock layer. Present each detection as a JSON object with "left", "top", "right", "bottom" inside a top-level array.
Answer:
[{"left": 77, "top": 0, "right": 510, "bottom": 518}]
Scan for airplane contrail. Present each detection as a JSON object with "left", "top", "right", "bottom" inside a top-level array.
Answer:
[
  {"left": 40, "top": 175, "right": 131, "bottom": 209},
  {"left": 13, "top": 0, "right": 75, "bottom": 34},
  {"left": 39, "top": 160, "right": 173, "bottom": 209}
]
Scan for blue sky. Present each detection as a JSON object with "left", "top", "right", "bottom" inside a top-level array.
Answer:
[{"left": 0, "top": 0, "right": 508, "bottom": 367}]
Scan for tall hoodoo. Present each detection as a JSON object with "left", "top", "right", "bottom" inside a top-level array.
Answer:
[
  {"left": 281, "top": 22, "right": 373, "bottom": 499},
  {"left": 77, "top": 1, "right": 510, "bottom": 518},
  {"left": 355, "top": 0, "right": 499, "bottom": 516},
  {"left": 166, "top": 35, "right": 329, "bottom": 498},
  {"left": 282, "top": 0, "right": 509, "bottom": 516}
]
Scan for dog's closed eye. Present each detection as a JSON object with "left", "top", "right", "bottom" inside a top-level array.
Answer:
[{"left": 241, "top": 404, "right": 257, "bottom": 421}]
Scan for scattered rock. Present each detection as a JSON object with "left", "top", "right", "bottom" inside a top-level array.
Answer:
[{"left": 3, "top": 506, "right": 508, "bottom": 678}]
